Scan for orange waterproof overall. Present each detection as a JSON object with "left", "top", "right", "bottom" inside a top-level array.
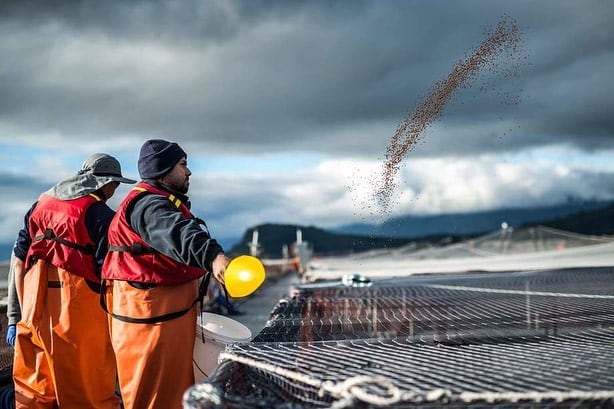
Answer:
[
  {"left": 105, "top": 279, "right": 199, "bottom": 409},
  {"left": 13, "top": 259, "right": 119, "bottom": 409}
]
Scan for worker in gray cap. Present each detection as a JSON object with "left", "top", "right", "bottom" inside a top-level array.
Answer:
[{"left": 12, "top": 153, "right": 135, "bottom": 409}]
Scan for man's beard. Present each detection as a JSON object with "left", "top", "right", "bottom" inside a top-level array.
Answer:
[{"left": 178, "top": 179, "right": 189, "bottom": 194}]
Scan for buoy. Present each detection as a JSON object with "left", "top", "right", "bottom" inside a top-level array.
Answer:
[{"left": 224, "top": 255, "right": 266, "bottom": 298}]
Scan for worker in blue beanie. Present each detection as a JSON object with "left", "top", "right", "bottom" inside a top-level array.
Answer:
[{"left": 102, "top": 139, "right": 229, "bottom": 409}]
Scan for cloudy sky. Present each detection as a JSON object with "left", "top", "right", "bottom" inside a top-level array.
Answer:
[{"left": 1, "top": 0, "right": 613, "bottom": 248}]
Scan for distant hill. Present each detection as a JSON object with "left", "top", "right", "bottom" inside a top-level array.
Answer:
[
  {"left": 335, "top": 200, "right": 613, "bottom": 238},
  {"left": 2, "top": 201, "right": 612, "bottom": 261},
  {"left": 539, "top": 202, "right": 614, "bottom": 235},
  {"left": 0, "top": 243, "right": 13, "bottom": 262},
  {"left": 229, "top": 200, "right": 614, "bottom": 258},
  {"left": 227, "top": 223, "right": 462, "bottom": 258}
]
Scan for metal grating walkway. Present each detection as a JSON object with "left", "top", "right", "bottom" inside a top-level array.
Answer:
[{"left": 185, "top": 267, "right": 614, "bottom": 408}]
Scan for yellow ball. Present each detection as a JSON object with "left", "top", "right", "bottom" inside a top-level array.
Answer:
[{"left": 224, "top": 255, "right": 266, "bottom": 298}]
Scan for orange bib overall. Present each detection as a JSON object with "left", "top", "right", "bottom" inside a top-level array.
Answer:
[
  {"left": 105, "top": 279, "right": 199, "bottom": 409},
  {"left": 13, "top": 259, "right": 119, "bottom": 409}
]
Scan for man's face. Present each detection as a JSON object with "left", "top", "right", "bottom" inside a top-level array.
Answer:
[
  {"left": 161, "top": 157, "right": 191, "bottom": 194},
  {"left": 101, "top": 181, "right": 120, "bottom": 201}
]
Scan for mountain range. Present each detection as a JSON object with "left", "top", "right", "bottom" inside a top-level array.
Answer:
[
  {"left": 2, "top": 200, "right": 612, "bottom": 262},
  {"left": 334, "top": 200, "right": 611, "bottom": 238},
  {"left": 228, "top": 200, "right": 614, "bottom": 257}
]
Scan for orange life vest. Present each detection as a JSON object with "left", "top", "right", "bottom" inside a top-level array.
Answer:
[
  {"left": 102, "top": 182, "right": 205, "bottom": 285},
  {"left": 26, "top": 193, "right": 101, "bottom": 283}
]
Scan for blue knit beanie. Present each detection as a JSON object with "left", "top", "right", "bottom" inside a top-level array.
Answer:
[{"left": 138, "top": 139, "right": 186, "bottom": 179}]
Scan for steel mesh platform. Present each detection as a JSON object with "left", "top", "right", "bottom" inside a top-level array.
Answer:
[{"left": 185, "top": 267, "right": 614, "bottom": 408}]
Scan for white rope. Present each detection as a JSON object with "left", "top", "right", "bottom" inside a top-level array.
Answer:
[
  {"left": 219, "top": 351, "right": 614, "bottom": 406},
  {"left": 322, "top": 375, "right": 403, "bottom": 407},
  {"left": 219, "top": 352, "right": 403, "bottom": 407},
  {"left": 459, "top": 389, "right": 614, "bottom": 403},
  {"left": 536, "top": 225, "right": 613, "bottom": 242},
  {"left": 218, "top": 352, "right": 322, "bottom": 389},
  {"left": 426, "top": 284, "right": 614, "bottom": 299}
]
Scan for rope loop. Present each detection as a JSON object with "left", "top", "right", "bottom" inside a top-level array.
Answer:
[{"left": 323, "top": 375, "right": 402, "bottom": 407}]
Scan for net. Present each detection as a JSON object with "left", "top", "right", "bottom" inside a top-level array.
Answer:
[
  {"left": 399, "top": 225, "right": 613, "bottom": 258},
  {"left": 184, "top": 267, "right": 614, "bottom": 408},
  {"left": 304, "top": 227, "right": 614, "bottom": 281}
]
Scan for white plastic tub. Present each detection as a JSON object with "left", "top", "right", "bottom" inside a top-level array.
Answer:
[{"left": 193, "top": 312, "right": 252, "bottom": 384}]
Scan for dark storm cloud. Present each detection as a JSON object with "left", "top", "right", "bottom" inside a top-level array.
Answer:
[
  {"left": 0, "top": 171, "right": 52, "bottom": 196},
  {"left": 0, "top": 0, "right": 612, "bottom": 157},
  {"left": 0, "top": 0, "right": 238, "bottom": 41},
  {"left": 0, "top": 172, "right": 48, "bottom": 232}
]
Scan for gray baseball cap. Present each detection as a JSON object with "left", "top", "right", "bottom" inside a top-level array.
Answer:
[
  {"left": 47, "top": 153, "right": 136, "bottom": 200},
  {"left": 82, "top": 153, "right": 137, "bottom": 185}
]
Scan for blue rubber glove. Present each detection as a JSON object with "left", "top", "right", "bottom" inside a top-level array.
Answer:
[{"left": 6, "top": 325, "right": 16, "bottom": 348}]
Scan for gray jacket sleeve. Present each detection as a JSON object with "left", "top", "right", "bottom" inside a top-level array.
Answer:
[
  {"left": 129, "top": 194, "right": 224, "bottom": 273},
  {"left": 7, "top": 252, "right": 21, "bottom": 326}
]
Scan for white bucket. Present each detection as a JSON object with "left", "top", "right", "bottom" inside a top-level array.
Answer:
[{"left": 193, "top": 312, "right": 252, "bottom": 384}]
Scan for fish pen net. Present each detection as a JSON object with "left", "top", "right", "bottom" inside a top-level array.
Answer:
[{"left": 184, "top": 267, "right": 614, "bottom": 408}]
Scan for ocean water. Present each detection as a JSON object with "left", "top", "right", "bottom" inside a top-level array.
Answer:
[{"left": 0, "top": 243, "right": 12, "bottom": 264}]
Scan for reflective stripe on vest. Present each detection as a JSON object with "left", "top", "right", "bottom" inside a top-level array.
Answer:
[{"left": 102, "top": 182, "right": 204, "bottom": 285}]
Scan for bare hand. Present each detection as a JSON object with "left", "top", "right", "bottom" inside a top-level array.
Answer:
[{"left": 211, "top": 253, "right": 230, "bottom": 285}]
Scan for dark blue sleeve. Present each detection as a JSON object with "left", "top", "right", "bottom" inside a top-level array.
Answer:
[
  {"left": 129, "top": 194, "right": 224, "bottom": 272},
  {"left": 84, "top": 201, "right": 115, "bottom": 278},
  {"left": 13, "top": 201, "right": 37, "bottom": 261}
]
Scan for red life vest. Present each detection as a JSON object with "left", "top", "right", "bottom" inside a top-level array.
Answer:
[
  {"left": 26, "top": 193, "right": 101, "bottom": 283},
  {"left": 102, "top": 183, "right": 205, "bottom": 285}
]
